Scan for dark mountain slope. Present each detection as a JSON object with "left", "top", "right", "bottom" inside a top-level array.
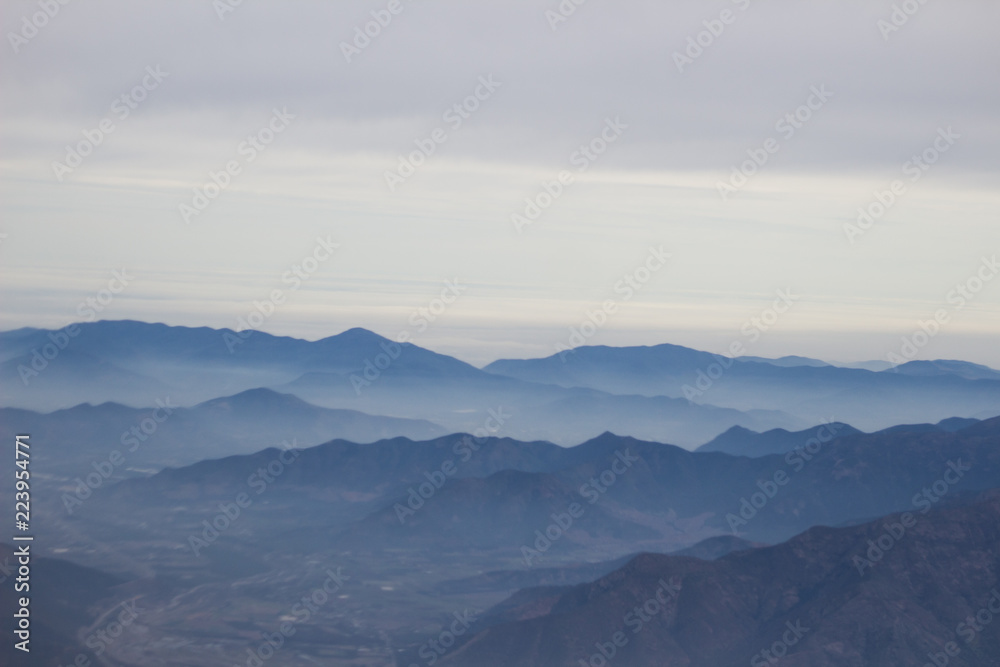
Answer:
[{"left": 442, "top": 490, "right": 1000, "bottom": 666}]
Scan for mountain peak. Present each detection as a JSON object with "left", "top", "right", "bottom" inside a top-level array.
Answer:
[
  {"left": 889, "top": 359, "right": 1000, "bottom": 381},
  {"left": 196, "top": 387, "right": 312, "bottom": 411},
  {"left": 327, "top": 327, "right": 390, "bottom": 342}
]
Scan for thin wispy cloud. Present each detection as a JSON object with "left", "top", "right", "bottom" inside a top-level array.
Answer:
[{"left": 1, "top": 0, "right": 997, "bottom": 365}]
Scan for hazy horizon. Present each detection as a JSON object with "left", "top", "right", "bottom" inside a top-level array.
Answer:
[
  {"left": 2, "top": 1, "right": 998, "bottom": 364},
  {"left": 4, "top": 4, "right": 1000, "bottom": 665},
  {"left": 3, "top": 317, "right": 999, "bottom": 371}
]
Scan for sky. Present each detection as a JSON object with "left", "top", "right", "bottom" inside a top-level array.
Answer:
[{"left": 1, "top": 0, "right": 998, "bottom": 367}]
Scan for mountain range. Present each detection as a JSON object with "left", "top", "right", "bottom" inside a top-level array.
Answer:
[
  {"left": 2, "top": 320, "right": 998, "bottom": 447},
  {"left": 4, "top": 319, "right": 1000, "bottom": 665},
  {"left": 22, "top": 418, "right": 1000, "bottom": 666},
  {"left": 0, "top": 387, "right": 445, "bottom": 480},
  {"left": 484, "top": 344, "right": 1000, "bottom": 431},
  {"left": 440, "top": 489, "right": 1000, "bottom": 666},
  {"left": 71, "top": 416, "right": 1000, "bottom": 564}
]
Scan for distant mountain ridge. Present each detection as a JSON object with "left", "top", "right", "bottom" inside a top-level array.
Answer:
[
  {"left": 0, "top": 320, "right": 804, "bottom": 446},
  {"left": 3, "top": 320, "right": 998, "bottom": 447},
  {"left": 0, "top": 387, "right": 447, "bottom": 478},
  {"left": 696, "top": 421, "right": 861, "bottom": 456},
  {"left": 737, "top": 354, "right": 830, "bottom": 367},
  {"left": 81, "top": 416, "right": 1000, "bottom": 560},
  {"left": 890, "top": 359, "right": 1000, "bottom": 381},
  {"left": 483, "top": 342, "right": 1000, "bottom": 431},
  {"left": 695, "top": 416, "right": 984, "bottom": 456}
]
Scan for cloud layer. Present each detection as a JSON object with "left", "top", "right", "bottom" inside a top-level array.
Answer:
[{"left": 1, "top": 0, "right": 998, "bottom": 366}]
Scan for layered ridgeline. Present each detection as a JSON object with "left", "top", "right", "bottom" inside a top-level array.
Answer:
[
  {"left": 72, "top": 417, "right": 1000, "bottom": 562},
  {"left": 3, "top": 320, "right": 999, "bottom": 446},
  {"left": 18, "top": 415, "right": 1000, "bottom": 666},
  {"left": 439, "top": 490, "right": 1000, "bottom": 667},
  {"left": 0, "top": 388, "right": 446, "bottom": 480},
  {"left": 0, "top": 321, "right": 796, "bottom": 447},
  {"left": 695, "top": 417, "right": 981, "bottom": 457},
  {"left": 484, "top": 344, "right": 1000, "bottom": 432}
]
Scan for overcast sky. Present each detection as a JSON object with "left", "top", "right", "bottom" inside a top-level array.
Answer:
[{"left": 1, "top": 0, "right": 998, "bottom": 366}]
